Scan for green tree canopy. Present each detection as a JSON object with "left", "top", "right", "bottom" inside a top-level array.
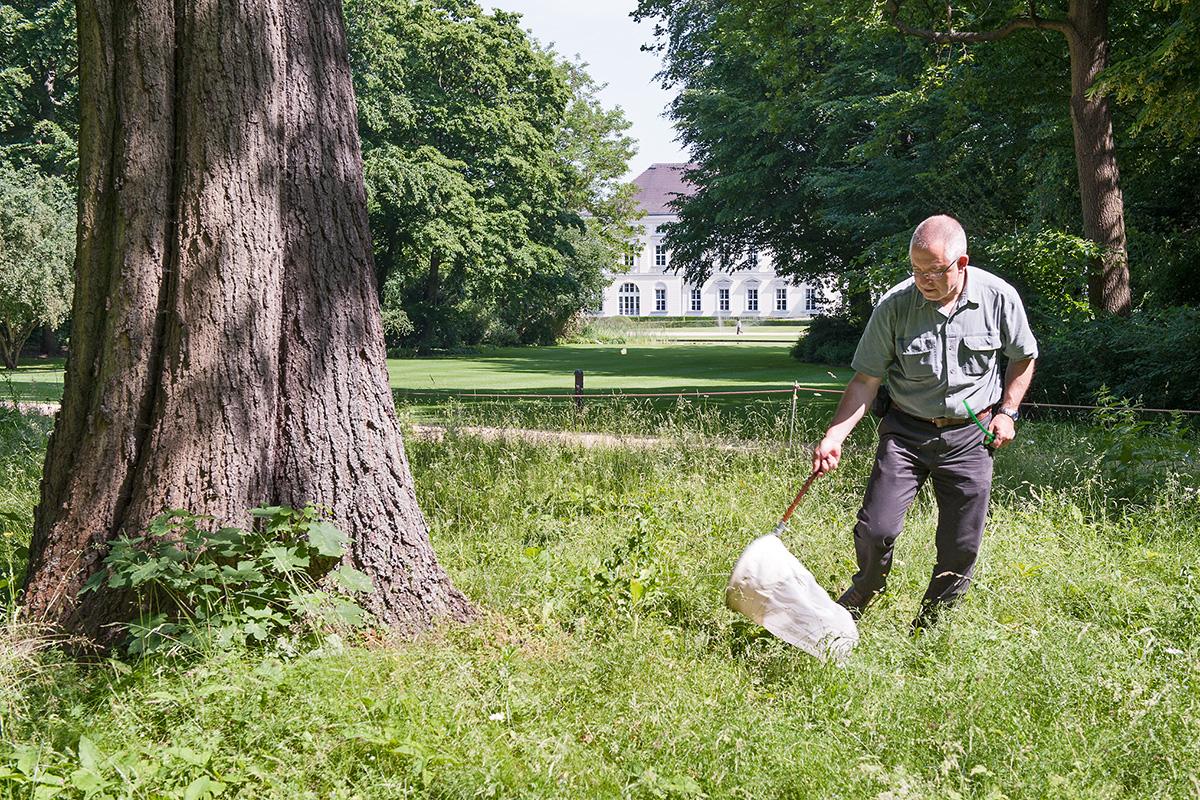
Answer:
[
  {"left": 0, "top": 0, "right": 77, "bottom": 175},
  {"left": 346, "top": 0, "right": 636, "bottom": 348},
  {"left": 635, "top": 0, "right": 1200, "bottom": 322},
  {"left": 1096, "top": 0, "right": 1200, "bottom": 144},
  {"left": 0, "top": 162, "right": 73, "bottom": 368}
]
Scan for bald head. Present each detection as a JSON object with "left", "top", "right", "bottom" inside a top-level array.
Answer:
[{"left": 910, "top": 215, "right": 968, "bottom": 264}]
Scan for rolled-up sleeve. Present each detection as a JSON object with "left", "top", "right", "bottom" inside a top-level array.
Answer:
[
  {"left": 1000, "top": 291, "right": 1039, "bottom": 361},
  {"left": 851, "top": 300, "right": 896, "bottom": 379}
]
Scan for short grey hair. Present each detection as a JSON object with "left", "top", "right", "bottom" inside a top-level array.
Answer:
[{"left": 910, "top": 215, "right": 968, "bottom": 263}]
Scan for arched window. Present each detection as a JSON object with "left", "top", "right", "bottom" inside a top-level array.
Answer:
[{"left": 618, "top": 282, "right": 640, "bottom": 316}]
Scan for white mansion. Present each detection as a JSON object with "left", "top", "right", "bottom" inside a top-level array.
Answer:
[{"left": 596, "top": 163, "right": 823, "bottom": 318}]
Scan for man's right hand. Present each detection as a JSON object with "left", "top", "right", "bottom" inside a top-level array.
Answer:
[
  {"left": 812, "top": 436, "right": 842, "bottom": 476},
  {"left": 811, "top": 371, "right": 879, "bottom": 476}
]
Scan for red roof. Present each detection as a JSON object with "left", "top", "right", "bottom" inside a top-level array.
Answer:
[{"left": 632, "top": 163, "right": 696, "bottom": 216}]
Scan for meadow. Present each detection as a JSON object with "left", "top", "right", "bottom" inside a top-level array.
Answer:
[{"left": 2, "top": 380, "right": 1199, "bottom": 797}]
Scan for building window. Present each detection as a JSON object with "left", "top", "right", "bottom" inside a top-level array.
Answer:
[
  {"left": 719, "top": 287, "right": 730, "bottom": 313},
  {"left": 622, "top": 250, "right": 636, "bottom": 268},
  {"left": 747, "top": 251, "right": 759, "bottom": 268},
  {"left": 690, "top": 287, "right": 702, "bottom": 312},
  {"left": 654, "top": 244, "right": 668, "bottom": 267},
  {"left": 805, "top": 286, "right": 818, "bottom": 312},
  {"left": 746, "top": 287, "right": 758, "bottom": 312},
  {"left": 618, "top": 282, "right": 640, "bottom": 316},
  {"left": 775, "top": 287, "right": 787, "bottom": 312},
  {"left": 655, "top": 287, "right": 667, "bottom": 312}
]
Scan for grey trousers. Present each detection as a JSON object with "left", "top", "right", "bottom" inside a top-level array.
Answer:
[{"left": 847, "top": 408, "right": 995, "bottom": 610}]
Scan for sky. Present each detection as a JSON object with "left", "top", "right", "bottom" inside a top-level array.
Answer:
[{"left": 484, "top": 0, "right": 690, "bottom": 179}]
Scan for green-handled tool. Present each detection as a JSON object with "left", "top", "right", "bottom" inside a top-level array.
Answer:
[{"left": 964, "top": 401, "right": 996, "bottom": 448}]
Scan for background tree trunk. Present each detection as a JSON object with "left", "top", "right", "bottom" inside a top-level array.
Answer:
[
  {"left": 22, "top": 0, "right": 472, "bottom": 640},
  {"left": 887, "top": 0, "right": 1132, "bottom": 316},
  {"left": 1067, "top": 0, "right": 1131, "bottom": 316},
  {"left": 39, "top": 323, "right": 60, "bottom": 356}
]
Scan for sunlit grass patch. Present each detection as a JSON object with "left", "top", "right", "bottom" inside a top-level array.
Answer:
[{"left": 1, "top": 408, "right": 1198, "bottom": 797}]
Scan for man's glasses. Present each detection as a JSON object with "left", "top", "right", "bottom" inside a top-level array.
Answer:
[{"left": 911, "top": 261, "right": 958, "bottom": 280}]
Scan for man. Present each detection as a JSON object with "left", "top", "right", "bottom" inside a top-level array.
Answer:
[{"left": 812, "top": 215, "right": 1038, "bottom": 630}]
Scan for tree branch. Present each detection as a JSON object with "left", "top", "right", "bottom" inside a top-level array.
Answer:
[{"left": 884, "top": 0, "right": 1074, "bottom": 44}]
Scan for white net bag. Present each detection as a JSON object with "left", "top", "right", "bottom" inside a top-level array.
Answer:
[{"left": 726, "top": 533, "right": 858, "bottom": 664}]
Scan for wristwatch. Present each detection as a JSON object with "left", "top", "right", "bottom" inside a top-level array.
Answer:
[{"left": 997, "top": 407, "right": 1020, "bottom": 423}]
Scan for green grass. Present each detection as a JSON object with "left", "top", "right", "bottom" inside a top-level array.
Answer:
[
  {"left": 3, "top": 343, "right": 834, "bottom": 402},
  {"left": 388, "top": 343, "right": 833, "bottom": 392},
  {"left": 2, "top": 344, "right": 847, "bottom": 429},
  {"left": 0, "top": 360, "right": 65, "bottom": 403},
  {"left": 2, "top": 407, "right": 1199, "bottom": 797},
  {"left": 390, "top": 342, "right": 846, "bottom": 426}
]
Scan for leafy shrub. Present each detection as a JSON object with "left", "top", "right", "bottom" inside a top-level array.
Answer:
[
  {"left": 980, "top": 228, "right": 1094, "bottom": 326},
  {"left": 560, "top": 315, "right": 630, "bottom": 344},
  {"left": 1087, "top": 388, "right": 1196, "bottom": 501},
  {"left": 790, "top": 313, "right": 863, "bottom": 366},
  {"left": 380, "top": 306, "right": 414, "bottom": 339},
  {"left": 1032, "top": 306, "right": 1200, "bottom": 410},
  {"left": 574, "top": 503, "right": 668, "bottom": 621},
  {"left": 1130, "top": 224, "right": 1200, "bottom": 308},
  {"left": 83, "top": 506, "right": 374, "bottom": 657}
]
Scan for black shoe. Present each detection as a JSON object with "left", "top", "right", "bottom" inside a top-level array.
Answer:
[
  {"left": 835, "top": 586, "right": 875, "bottom": 621},
  {"left": 910, "top": 599, "right": 951, "bottom": 634}
]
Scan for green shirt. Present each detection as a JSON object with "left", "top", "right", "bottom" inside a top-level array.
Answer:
[{"left": 851, "top": 266, "right": 1039, "bottom": 419}]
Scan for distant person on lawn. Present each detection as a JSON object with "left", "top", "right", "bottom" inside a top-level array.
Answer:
[{"left": 812, "top": 215, "right": 1038, "bottom": 630}]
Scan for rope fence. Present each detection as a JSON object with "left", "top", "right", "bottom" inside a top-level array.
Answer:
[
  {"left": 395, "top": 387, "right": 805, "bottom": 399},
  {"left": 395, "top": 382, "right": 1200, "bottom": 416}
]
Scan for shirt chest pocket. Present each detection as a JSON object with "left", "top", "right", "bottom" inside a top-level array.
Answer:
[
  {"left": 897, "top": 333, "right": 939, "bottom": 378},
  {"left": 960, "top": 332, "right": 1001, "bottom": 376}
]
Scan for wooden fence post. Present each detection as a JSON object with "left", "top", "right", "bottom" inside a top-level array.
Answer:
[
  {"left": 574, "top": 369, "right": 584, "bottom": 412},
  {"left": 788, "top": 382, "right": 799, "bottom": 449}
]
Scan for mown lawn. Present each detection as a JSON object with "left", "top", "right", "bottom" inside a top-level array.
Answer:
[
  {"left": 0, "top": 359, "right": 65, "bottom": 402},
  {"left": 2, "top": 343, "right": 843, "bottom": 401},
  {"left": 2, "top": 405, "right": 1199, "bottom": 798},
  {"left": 2, "top": 344, "right": 850, "bottom": 429},
  {"left": 388, "top": 342, "right": 838, "bottom": 393}
]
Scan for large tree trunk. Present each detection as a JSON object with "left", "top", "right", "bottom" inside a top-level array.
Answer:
[
  {"left": 1066, "top": 0, "right": 1130, "bottom": 316},
  {"left": 22, "top": 0, "right": 472, "bottom": 640}
]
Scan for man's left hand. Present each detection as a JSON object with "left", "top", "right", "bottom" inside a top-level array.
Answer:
[{"left": 986, "top": 413, "right": 1016, "bottom": 449}]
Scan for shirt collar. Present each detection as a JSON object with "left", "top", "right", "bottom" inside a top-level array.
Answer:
[{"left": 962, "top": 266, "right": 981, "bottom": 307}]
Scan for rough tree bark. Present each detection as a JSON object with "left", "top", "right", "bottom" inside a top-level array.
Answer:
[
  {"left": 21, "top": 0, "right": 473, "bottom": 640},
  {"left": 885, "top": 0, "right": 1131, "bottom": 316}
]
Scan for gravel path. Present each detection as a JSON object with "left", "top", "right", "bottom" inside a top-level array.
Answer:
[{"left": 5, "top": 402, "right": 764, "bottom": 451}]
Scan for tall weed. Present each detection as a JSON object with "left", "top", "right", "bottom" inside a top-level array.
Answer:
[{"left": 83, "top": 506, "right": 374, "bottom": 658}]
